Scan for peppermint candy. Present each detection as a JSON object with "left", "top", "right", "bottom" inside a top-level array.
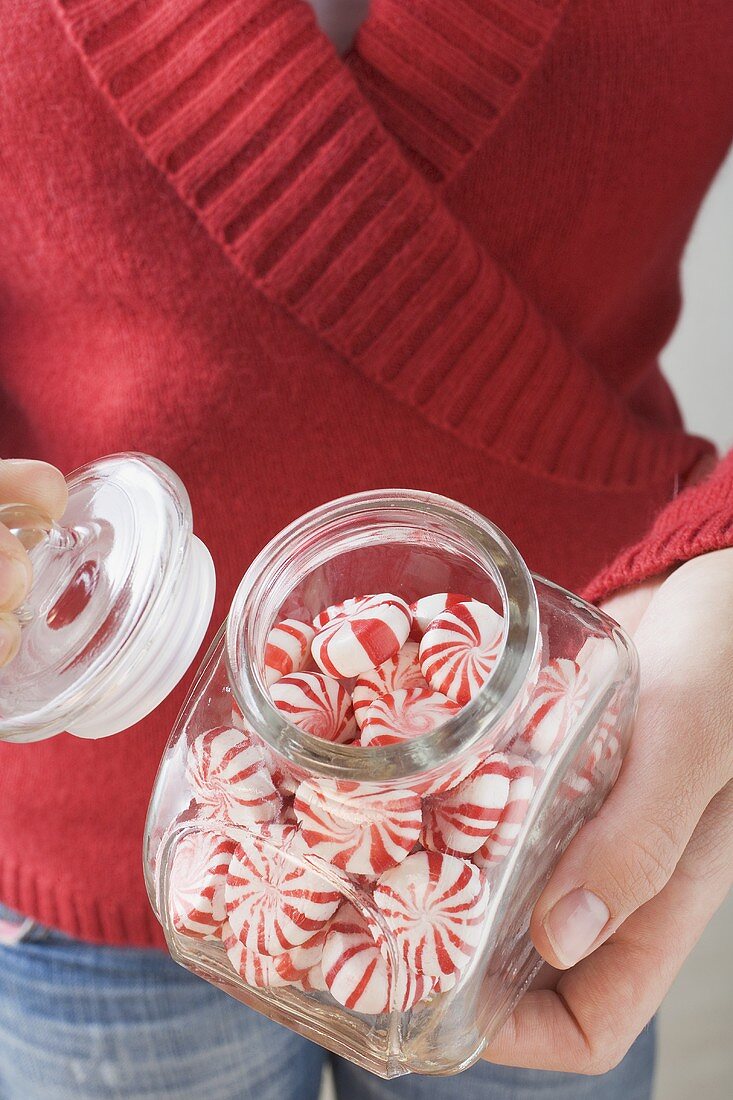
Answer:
[
  {"left": 277, "top": 799, "right": 299, "bottom": 826},
  {"left": 433, "top": 969, "right": 459, "bottom": 994},
  {"left": 409, "top": 593, "right": 472, "bottom": 640},
  {"left": 294, "top": 779, "right": 422, "bottom": 876},
  {"left": 575, "top": 634, "right": 616, "bottom": 682},
  {"left": 518, "top": 658, "right": 590, "bottom": 756},
  {"left": 415, "top": 758, "right": 484, "bottom": 799},
  {"left": 169, "top": 830, "right": 236, "bottom": 939},
  {"left": 270, "top": 672, "right": 355, "bottom": 743},
  {"left": 261, "top": 745, "right": 300, "bottom": 798},
  {"left": 360, "top": 688, "right": 461, "bottom": 747},
  {"left": 264, "top": 618, "right": 316, "bottom": 687},
  {"left": 321, "top": 903, "right": 430, "bottom": 1014},
  {"left": 223, "top": 922, "right": 291, "bottom": 988},
  {"left": 231, "top": 714, "right": 300, "bottom": 798},
  {"left": 186, "top": 726, "right": 281, "bottom": 825},
  {"left": 272, "top": 927, "right": 328, "bottom": 991},
  {"left": 561, "top": 718, "right": 621, "bottom": 801},
  {"left": 374, "top": 851, "right": 488, "bottom": 979},
  {"left": 321, "top": 903, "right": 390, "bottom": 1014},
  {"left": 225, "top": 825, "right": 341, "bottom": 955},
  {"left": 419, "top": 600, "right": 503, "bottom": 705},
  {"left": 312, "top": 593, "right": 412, "bottom": 679},
  {"left": 352, "top": 642, "right": 427, "bottom": 727},
  {"left": 473, "top": 759, "right": 536, "bottom": 868},
  {"left": 421, "top": 754, "right": 512, "bottom": 856}
]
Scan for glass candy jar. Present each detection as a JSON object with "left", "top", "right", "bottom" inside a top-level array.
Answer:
[{"left": 145, "top": 490, "right": 638, "bottom": 1078}]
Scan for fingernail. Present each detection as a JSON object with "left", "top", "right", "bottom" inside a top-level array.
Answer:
[
  {"left": 544, "top": 889, "right": 610, "bottom": 967},
  {"left": 0, "top": 613, "right": 21, "bottom": 666},
  {"left": 0, "top": 554, "right": 30, "bottom": 610}
]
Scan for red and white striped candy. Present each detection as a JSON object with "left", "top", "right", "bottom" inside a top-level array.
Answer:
[
  {"left": 419, "top": 600, "right": 504, "bottom": 705},
  {"left": 169, "top": 830, "right": 236, "bottom": 939},
  {"left": 561, "top": 720, "right": 621, "bottom": 801},
  {"left": 277, "top": 798, "right": 299, "bottom": 826},
  {"left": 433, "top": 969, "right": 459, "bottom": 994},
  {"left": 321, "top": 903, "right": 430, "bottom": 1014},
  {"left": 421, "top": 754, "right": 512, "bottom": 856},
  {"left": 294, "top": 779, "right": 422, "bottom": 876},
  {"left": 473, "top": 759, "right": 536, "bottom": 868},
  {"left": 575, "top": 634, "right": 616, "bottom": 682},
  {"left": 272, "top": 926, "right": 329, "bottom": 991},
  {"left": 270, "top": 672, "right": 355, "bottom": 743},
  {"left": 321, "top": 903, "right": 389, "bottom": 1014},
  {"left": 223, "top": 922, "right": 291, "bottom": 988},
  {"left": 374, "top": 851, "right": 488, "bottom": 978},
  {"left": 352, "top": 642, "right": 428, "bottom": 727},
  {"left": 409, "top": 593, "right": 472, "bottom": 640},
  {"left": 225, "top": 825, "right": 341, "bottom": 955},
  {"left": 264, "top": 618, "right": 316, "bottom": 687},
  {"left": 415, "top": 759, "right": 482, "bottom": 799},
  {"left": 186, "top": 726, "right": 281, "bottom": 825},
  {"left": 231, "top": 714, "right": 301, "bottom": 798},
  {"left": 261, "top": 745, "right": 300, "bottom": 798},
  {"left": 312, "top": 593, "right": 412, "bottom": 679},
  {"left": 518, "top": 658, "right": 590, "bottom": 756},
  {"left": 360, "top": 688, "right": 461, "bottom": 748}
]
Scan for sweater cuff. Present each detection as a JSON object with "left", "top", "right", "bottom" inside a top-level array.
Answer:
[{"left": 584, "top": 450, "right": 733, "bottom": 603}]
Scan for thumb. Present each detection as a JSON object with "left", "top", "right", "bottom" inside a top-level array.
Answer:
[
  {"left": 0, "top": 459, "right": 68, "bottom": 520},
  {"left": 530, "top": 576, "right": 724, "bottom": 970}
]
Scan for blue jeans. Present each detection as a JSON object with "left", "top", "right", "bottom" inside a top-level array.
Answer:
[{"left": 0, "top": 906, "right": 655, "bottom": 1100}]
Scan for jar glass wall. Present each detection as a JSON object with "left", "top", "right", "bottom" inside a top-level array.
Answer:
[{"left": 145, "top": 490, "right": 638, "bottom": 1078}]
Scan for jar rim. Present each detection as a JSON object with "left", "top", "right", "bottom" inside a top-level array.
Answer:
[{"left": 226, "top": 489, "right": 540, "bottom": 784}]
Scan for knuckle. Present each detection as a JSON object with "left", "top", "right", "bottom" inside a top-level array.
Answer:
[
  {"left": 679, "top": 783, "right": 733, "bottom": 889},
  {"left": 587, "top": 1042, "right": 627, "bottom": 1076},
  {"left": 632, "top": 824, "right": 679, "bottom": 895},
  {"left": 606, "top": 817, "right": 681, "bottom": 909}
]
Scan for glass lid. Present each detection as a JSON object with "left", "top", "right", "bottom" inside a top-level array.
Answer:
[{"left": 0, "top": 453, "right": 215, "bottom": 743}]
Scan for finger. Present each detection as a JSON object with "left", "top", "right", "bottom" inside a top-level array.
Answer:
[
  {"left": 600, "top": 575, "right": 664, "bottom": 636},
  {"left": 0, "top": 459, "right": 68, "bottom": 519},
  {"left": 485, "top": 783, "right": 733, "bottom": 1073},
  {"left": 0, "top": 520, "right": 33, "bottom": 611},
  {"left": 0, "top": 610, "right": 22, "bottom": 667},
  {"left": 531, "top": 597, "right": 731, "bottom": 969}
]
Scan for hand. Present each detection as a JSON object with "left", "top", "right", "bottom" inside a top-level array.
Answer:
[
  {"left": 0, "top": 459, "right": 68, "bottom": 667},
  {"left": 485, "top": 547, "right": 733, "bottom": 1074}
]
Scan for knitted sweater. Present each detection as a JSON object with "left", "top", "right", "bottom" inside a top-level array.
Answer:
[{"left": 0, "top": 0, "right": 730, "bottom": 946}]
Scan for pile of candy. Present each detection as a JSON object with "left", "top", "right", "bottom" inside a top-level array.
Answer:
[{"left": 167, "top": 592, "right": 610, "bottom": 1016}]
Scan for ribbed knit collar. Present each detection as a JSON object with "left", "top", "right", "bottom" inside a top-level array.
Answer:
[
  {"left": 350, "top": 0, "right": 569, "bottom": 184},
  {"left": 53, "top": 0, "right": 707, "bottom": 490}
]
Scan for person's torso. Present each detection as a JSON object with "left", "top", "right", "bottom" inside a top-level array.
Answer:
[{"left": 0, "top": 0, "right": 730, "bottom": 945}]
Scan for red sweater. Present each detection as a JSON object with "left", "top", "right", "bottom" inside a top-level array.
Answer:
[{"left": 0, "top": 0, "right": 731, "bottom": 948}]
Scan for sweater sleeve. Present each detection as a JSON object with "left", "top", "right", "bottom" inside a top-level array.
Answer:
[
  {"left": 348, "top": 0, "right": 569, "bottom": 185},
  {"left": 54, "top": 0, "right": 706, "bottom": 493},
  {"left": 585, "top": 450, "right": 733, "bottom": 602}
]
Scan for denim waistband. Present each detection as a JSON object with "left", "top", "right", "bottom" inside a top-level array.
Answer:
[{"left": 0, "top": 902, "right": 64, "bottom": 946}]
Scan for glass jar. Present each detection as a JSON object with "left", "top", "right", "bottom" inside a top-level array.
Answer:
[{"left": 145, "top": 489, "right": 638, "bottom": 1078}]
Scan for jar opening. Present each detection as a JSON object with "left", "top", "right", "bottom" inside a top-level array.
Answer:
[{"left": 226, "top": 490, "right": 540, "bottom": 784}]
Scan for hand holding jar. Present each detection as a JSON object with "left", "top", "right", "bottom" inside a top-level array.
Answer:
[
  {"left": 0, "top": 459, "right": 68, "bottom": 666},
  {"left": 486, "top": 547, "right": 733, "bottom": 1075}
]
